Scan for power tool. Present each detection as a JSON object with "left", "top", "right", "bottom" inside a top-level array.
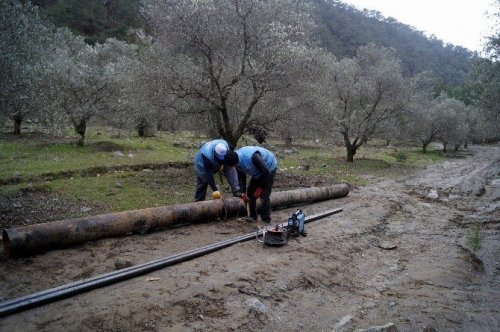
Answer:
[{"left": 257, "top": 209, "right": 307, "bottom": 246}]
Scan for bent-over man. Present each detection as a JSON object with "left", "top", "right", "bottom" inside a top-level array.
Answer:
[
  {"left": 228, "top": 146, "right": 277, "bottom": 223},
  {"left": 193, "top": 139, "right": 241, "bottom": 201}
]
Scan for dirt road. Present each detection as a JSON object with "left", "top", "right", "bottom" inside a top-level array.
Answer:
[{"left": 0, "top": 145, "right": 498, "bottom": 331}]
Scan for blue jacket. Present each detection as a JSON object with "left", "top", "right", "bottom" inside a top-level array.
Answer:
[
  {"left": 194, "top": 139, "right": 240, "bottom": 193},
  {"left": 236, "top": 146, "right": 277, "bottom": 179},
  {"left": 194, "top": 139, "right": 228, "bottom": 177}
]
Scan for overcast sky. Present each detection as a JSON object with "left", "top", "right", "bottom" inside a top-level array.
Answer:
[{"left": 341, "top": 0, "right": 496, "bottom": 52}]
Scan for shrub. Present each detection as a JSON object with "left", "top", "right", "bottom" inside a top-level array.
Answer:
[
  {"left": 466, "top": 224, "right": 483, "bottom": 252},
  {"left": 395, "top": 150, "right": 408, "bottom": 162}
]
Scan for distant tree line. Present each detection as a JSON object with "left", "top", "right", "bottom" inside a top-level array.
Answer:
[
  {"left": 31, "top": 0, "right": 145, "bottom": 45},
  {"left": 1, "top": 0, "right": 499, "bottom": 162},
  {"left": 33, "top": 0, "right": 477, "bottom": 88}
]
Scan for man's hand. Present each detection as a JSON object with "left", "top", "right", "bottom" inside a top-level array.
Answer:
[
  {"left": 238, "top": 193, "right": 249, "bottom": 204},
  {"left": 211, "top": 191, "right": 222, "bottom": 199}
]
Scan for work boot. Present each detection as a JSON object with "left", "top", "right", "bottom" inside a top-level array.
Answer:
[{"left": 239, "top": 216, "right": 257, "bottom": 223}]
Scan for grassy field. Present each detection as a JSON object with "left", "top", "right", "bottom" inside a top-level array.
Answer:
[
  {"left": 0, "top": 128, "right": 447, "bottom": 214},
  {"left": 0, "top": 131, "right": 194, "bottom": 180}
]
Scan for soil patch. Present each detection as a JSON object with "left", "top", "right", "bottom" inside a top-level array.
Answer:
[
  {"left": 0, "top": 188, "right": 109, "bottom": 229},
  {"left": 0, "top": 145, "right": 498, "bottom": 331}
]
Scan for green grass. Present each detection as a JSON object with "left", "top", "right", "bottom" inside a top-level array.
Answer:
[
  {"left": 0, "top": 131, "right": 199, "bottom": 181},
  {"left": 2, "top": 168, "right": 195, "bottom": 212},
  {"left": 1, "top": 130, "right": 450, "bottom": 215},
  {"left": 276, "top": 142, "right": 446, "bottom": 185},
  {"left": 48, "top": 169, "right": 193, "bottom": 211},
  {"left": 466, "top": 224, "right": 484, "bottom": 252}
]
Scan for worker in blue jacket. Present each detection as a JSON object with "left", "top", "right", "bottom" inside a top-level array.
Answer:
[
  {"left": 227, "top": 146, "right": 277, "bottom": 223},
  {"left": 194, "top": 139, "right": 241, "bottom": 201}
]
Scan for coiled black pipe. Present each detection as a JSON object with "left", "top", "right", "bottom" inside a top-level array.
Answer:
[{"left": 0, "top": 208, "right": 342, "bottom": 317}]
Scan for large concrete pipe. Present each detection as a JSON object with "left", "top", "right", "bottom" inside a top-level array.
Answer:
[{"left": 2, "top": 184, "right": 349, "bottom": 257}]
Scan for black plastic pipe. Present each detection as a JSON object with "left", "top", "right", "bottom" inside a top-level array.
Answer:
[{"left": 0, "top": 208, "right": 342, "bottom": 317}]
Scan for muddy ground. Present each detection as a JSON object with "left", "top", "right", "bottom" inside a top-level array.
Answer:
[{"left": 0, "top": 145, "right": 499, "bottom": 331}]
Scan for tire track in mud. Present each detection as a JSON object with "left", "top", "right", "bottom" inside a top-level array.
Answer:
[{"left": 347, "top": 146, "right": 500, "bottom": 331}]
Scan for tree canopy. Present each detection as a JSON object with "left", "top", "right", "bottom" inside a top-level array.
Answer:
[
  {"left": 2, "top": 0, "right": 496, "bottom": 155},
  {"left": 34, "top": 0, "right": 477, "bottom": 88}
]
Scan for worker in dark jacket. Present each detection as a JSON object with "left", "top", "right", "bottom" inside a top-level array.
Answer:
[
  {"left": 230, "top": 146, "right": 277, "bottom": 223},
  {"left": 194, "top": 139, "right": 241, "bottom": 201}
]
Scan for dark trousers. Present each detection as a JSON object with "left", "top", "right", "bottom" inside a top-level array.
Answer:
[
  {"left": 194, "top": 175, "right": 208, "bottom": 201},
  {"left": 237, "top": 168, "right": 247, "bottom": 193},
  {"left": 247, "top": 171, "right": 275, "bottom": 223}
]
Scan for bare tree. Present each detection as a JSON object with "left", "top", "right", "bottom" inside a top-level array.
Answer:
[{"left": 143, "top": 0, "right": 316, "bottom": 147}]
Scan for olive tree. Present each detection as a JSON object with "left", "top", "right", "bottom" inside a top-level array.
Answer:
[
  {"left": 433, "top": 94, "right": 468, "bottom": 152},
  {"left": 405, "top": 92, "right": 471, "bottom": 153},
  {"left": 0, "top": 1, "right": 58, "bottom": 134},
  {"left": 143, "top": 0, "right": 316, "bottom": 147},
  {"left": 318, "top": 44, "right": 414, "bottom": 161},
  {"left": 1, "top": 1, "right": 137, "bottom": 142},
  {"left": 466, "top": 58, "right": 500, "bottom": 142},
  {"left": 485, "top": 0, "right": 500, "bottom": 60},
  {"left": 112, "top": 44, "right": 179, "bottom": 137},
  {"left": 461, "top": 105, "right": 479, "bottom": 147},
  {"left": 464, "top": 1, "right": 500, "bottom": 142},
  {"left": 50, "top": 35, "right": 136, "bottom": 145},
  {"left": 405, "top": 95, "right": 440, "bottom": 153}
]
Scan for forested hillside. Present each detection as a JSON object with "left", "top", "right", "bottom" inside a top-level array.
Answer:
[
  {"left": 33, "top": 0, "right": 474, "bottom": 87},
  {"left": 313, "top": 0, "right": 474, "bottom": 87},
  {"left": 32, "top": 0, "right": 145, "bottom": 44}
]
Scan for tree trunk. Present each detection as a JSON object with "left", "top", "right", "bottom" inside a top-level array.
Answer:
[
  {"left": 343, "top": 133, "right": 357, "bottom": 162},
  {"left": 345, "top": 141, "right": 357, "bottom": 162},
  {"left": 12, "top": 113, "right": 23, "bottom": 135},
  {"left": 73, "top": 119, "right": 87, "bottom": 146},
  {"left": 346, "top": 146, "right": 356, "bottom": 162},
  {"left": 422, "top": 143, "right": 428, "bottom": 153},
  {"left": 136, "top": 117, "right": 147, "bottom": 137},
  {"left": 454, "top": 144, "right": 460, "bottom": 151},
  {"left": 222, "top": 132, "right": 239, "bottom": 150},
  {"left": 464, "top": 141, "right": 468, "bottom": 148},
  {"left": 76, "top": 134, "right": 85, "bottom": 146},
  {"left": 13, "top": 118, "right": 22, "bottom": 135},
  {"left": 442, "top": 142, "right": 447, "bottom": 153}
]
